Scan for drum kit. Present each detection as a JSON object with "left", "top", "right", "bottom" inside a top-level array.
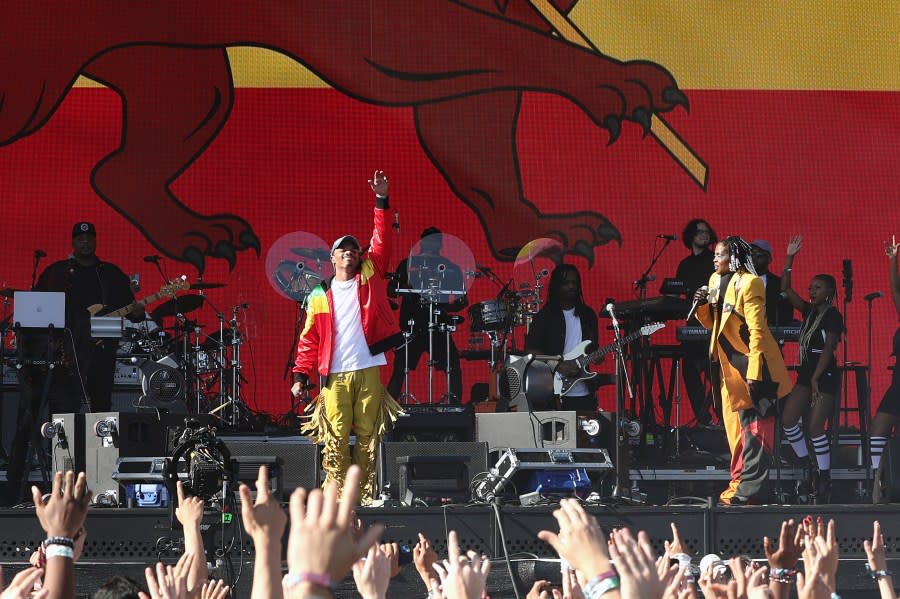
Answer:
[{"left": 122, "top": 279, "right": 249, "bottom": 426}]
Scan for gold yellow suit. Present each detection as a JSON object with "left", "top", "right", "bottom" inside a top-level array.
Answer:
[{"left": 696, "top": 271, "right": 793, "bottom": 503}]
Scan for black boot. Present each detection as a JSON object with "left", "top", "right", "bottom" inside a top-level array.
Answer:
[
  {"left": 815, "top": 470, "right": 832, "bottom": 504},
  {"left": 795, "top": 456, "right": 814, "bottom": 504}
]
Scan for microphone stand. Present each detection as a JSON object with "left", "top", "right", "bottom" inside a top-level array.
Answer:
[
  {"left": 634, "top": 238, "right": 672, "bottom": 299},
  {"left": 864, "top": 292, "right": 881, "bottom": 491},
  {"left": 607, "top": 305, "right": 636, "bottom": 501}
]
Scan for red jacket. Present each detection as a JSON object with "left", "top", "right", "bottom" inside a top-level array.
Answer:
[{"left": 292, "top": 202, "right": 401, "bottom": 381}]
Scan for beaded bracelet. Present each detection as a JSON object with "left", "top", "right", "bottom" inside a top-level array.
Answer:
[
  {"left": 864, "top": 563, "right": 893, "bottom": 580},
  {"left": 282, "top": 571, "right": 335, "bottom": 594},
  {"left": 42, "top": 536, "right": 74, "bottom": 549},
  {"left": 45, "top": 545, "right": 75, "bottom": 560},
  {"left": 770, "top": 567, "right": 797, "bottom": 584}
]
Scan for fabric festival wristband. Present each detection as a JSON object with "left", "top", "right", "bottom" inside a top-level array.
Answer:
[
  {"left": 584, "top": 575, "right": 620, "bottom": 598},
  {"left": 45, "top": 545, "right": 75, "bottom": 560},
  {"left": 42, "top": 536, "right": 75, "bottom": 549},
  {"left": 283, "top": 571, "right": 335, "bottom": 593}
]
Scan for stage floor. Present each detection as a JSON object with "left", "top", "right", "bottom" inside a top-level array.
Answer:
[{"left": 0, "top": 502, "right": 897, "bottom": 598}]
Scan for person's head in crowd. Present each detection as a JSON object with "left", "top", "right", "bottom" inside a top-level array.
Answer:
[
  {"left": 750, "top": 239, "right": 774, "bottom": 275},
  {"left": 682, "top": 219, "right": 717, "bottom": 253},
  {"left": 546, "top": 264, "right": 583, "bottom": 310},
  {"left": 92, "top": 576, "right": 145, "bottom": 599},
  {"left": 714, "top": 236, "right": 757, "bottom": 276}
]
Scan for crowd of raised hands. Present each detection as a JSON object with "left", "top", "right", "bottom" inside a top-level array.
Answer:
[{"left": 3, "top": 468, "right": 898, "bottom": 599}]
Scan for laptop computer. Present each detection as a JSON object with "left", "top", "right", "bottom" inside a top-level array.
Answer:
[{"left": 13, "top": 291, "right": 66, "bottom": 328}]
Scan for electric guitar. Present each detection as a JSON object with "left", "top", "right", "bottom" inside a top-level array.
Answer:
[
  {"left": 549, "top": 322, "right": 666, "bottom": 397},
  {"left": 87, "top": 276, "right": 189, "bottom": 317}
]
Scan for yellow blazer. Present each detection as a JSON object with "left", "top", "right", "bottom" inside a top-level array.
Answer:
[{"left": 695, "top": 271, "right": 793, "bottom": 412}]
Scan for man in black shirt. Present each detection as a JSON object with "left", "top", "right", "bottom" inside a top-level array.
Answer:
[
  {"left": 675, "top": 218, "right": 717, "bottom": 425},
  {"left": 749, "top": 239, "right": 794, "bottom": 326}
]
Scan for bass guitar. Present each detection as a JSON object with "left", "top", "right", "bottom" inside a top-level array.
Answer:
[{"left": 87, "top": 276, "right": 189, "bottom": 317}]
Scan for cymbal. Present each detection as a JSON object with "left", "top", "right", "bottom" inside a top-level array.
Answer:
[
  {"left": 291, "top": 247, "right": 332, "bottom": 262},
  {"left": 151, "top": 294, "right": 205, "bottom": 319},
  {"left": 190, "top": 282, "right": 226, "bottom": 290}
]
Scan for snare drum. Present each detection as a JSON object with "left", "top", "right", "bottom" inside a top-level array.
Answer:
[{"left": 468, "top": 300, "right": 508, "bottom": 331}]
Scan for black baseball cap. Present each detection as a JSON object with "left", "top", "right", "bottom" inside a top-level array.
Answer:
[{"left": 72, "top": 222, "right": 96, "bottom": 237}]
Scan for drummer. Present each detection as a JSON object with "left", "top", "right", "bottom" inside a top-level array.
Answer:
[
  {"left": 525, "top": 264, "right": 601, "bottom": 411},
  {"left": 387, "top": 227, "right": 467, "bottom": 403}
]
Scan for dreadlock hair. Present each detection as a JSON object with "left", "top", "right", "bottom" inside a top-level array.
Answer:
[
  {"left": 546, "top": 264, "right": 584, "bottom": 309},
  {"left": 681, "top": 218, "right": 718, "bottom": 250},
  {"left": 798, "top": 274, "right": 839, "bottom": 365},
  {"left": 720, "top": 236, "right": 758, "bottom": 276}
]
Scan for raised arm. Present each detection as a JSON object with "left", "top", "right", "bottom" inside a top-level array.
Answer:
[
  {"left": 887, "top": 238, "right": 900, "bottom": 318},
  {"left": 781, "top": 235, "right": 809, "bottom": 312}
]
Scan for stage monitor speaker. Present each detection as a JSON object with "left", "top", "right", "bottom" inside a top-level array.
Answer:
[
  {"left": 381, "top": 441, "right": 488, "bottom": 502},
  {"left": 220, "top": 436, "right": 319, "bottom": 499},
  {"left": 476, "top": 411, "right": 578, "bottom": 451},
  {"left": 874, "top": 437, "right": 900, "bottom": 503},
  {"left": 83, "top": 412, "right": 174, "bottom": 504}
]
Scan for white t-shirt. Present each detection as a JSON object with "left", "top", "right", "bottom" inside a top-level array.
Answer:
[
  {"left": 329, "top": 278, "right": 386, "bottom": 373},
  {"left": 562, "top": 308, "right": 589, "bottom": 397}
]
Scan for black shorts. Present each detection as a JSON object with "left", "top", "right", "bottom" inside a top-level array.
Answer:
[{"left": 795, "top": 354, "right": 839, "bottom": 395}]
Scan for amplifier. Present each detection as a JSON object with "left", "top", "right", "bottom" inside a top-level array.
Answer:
[{"left": 114, "top": 357, "right": 145, "bottom": 386}]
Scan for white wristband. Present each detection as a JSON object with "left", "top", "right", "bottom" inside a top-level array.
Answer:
[{"left": 45, "top": 544, "right": 75, "bottom": 559}]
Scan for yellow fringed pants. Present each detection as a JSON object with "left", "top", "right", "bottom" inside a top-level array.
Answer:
[{"left": 301, "top": 366, "right": 403, "bottom": 505}]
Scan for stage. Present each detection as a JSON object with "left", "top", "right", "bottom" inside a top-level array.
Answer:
[{"left": 0, "top": 502, "right": 897, "bottom": 598}]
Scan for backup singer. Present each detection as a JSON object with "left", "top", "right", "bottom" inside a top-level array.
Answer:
[
  {"left": 525, "top": 264, "right": 600, "bottom": 411},
  {"left": 779, "top": 235, "right": 843, "bottom": 503},
  {"left": 693, "top": 236, "right": 793, "bottom": 505},
  {"left": 870, "top": 238, "right": 900, "bottom": 477},
  {"left": 291, "top": 171, "right": 403, "bottom": 505}
]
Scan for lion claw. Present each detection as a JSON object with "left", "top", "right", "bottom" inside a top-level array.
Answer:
[
  {"left": 239, "top": 229, "right": 261, "bottom": 256},
  {"left": 214, "top": 241, "right": 237, "bottom": 271},
  {"left": 663, "top": 87, "right": 689, "bottom": 112},
  {"left": 183, "top": 246, "right": 206, "bottom": 275}
]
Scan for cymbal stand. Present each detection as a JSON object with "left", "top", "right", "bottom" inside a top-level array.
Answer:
[
  {"left": 439, "top": 317, "right": 459, "bottom": 403},
  {"left": 607, "top": 306, "right": 638, "bottom": 502},
  {"left": 397, "top": 318, "right": 417, "bottom": 404},
  {"left": 227, "top": 305, "right": 244, "bottom": 427},
  {"left": 191, "top": 321, "right": 204, "bottom": 414},
  {"left": 426, "top": 302, "right": 440, "bottom": 405}
]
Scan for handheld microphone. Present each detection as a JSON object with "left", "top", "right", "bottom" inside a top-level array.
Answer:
[
  {"left": 393, "top": 210, "right": 400, "bottom": 233},
  {"left": 34, "top": 249, "right": 47, "bottom": 258},
  {"left": 657, "top": 234, "right": 677, "bottom": 241},
  {"left": 686, "top": 286, "right": 709, "bottom": 321},
  {"left": 144, "top": 254, "right": 161, "bottom": 263},
  {"left": 865, "top": 291, "right": 884, "bottom": 301}
]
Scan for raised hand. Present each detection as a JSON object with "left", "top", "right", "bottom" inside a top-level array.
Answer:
[
  {"left": 609, "top": 528, "right": 671, "bottom": 599},
  {"left": 369, "top": 170, "right": 389, "bottom": 197},
  {"left": 864, "top": 520, "right": 887, "bottom": 572},
  {"left": 886, "top": 236, "right": 899, "bottom": 259},
  {"left": 32, "top": 471, "right": 92, "bottom": 538},
  {"left": 0, "top": 566, "right": 46, "bottom": 599},
  {"left": 143, "top": 552, "right": 195, "bottom": 599},
  {"left": 786, "top": 235, "right": 803, "bottom": 257},
  {"left": 763, "top": 519, "right": 803, "bottom": 570},
  {"left": 431, "top": 530, "right": 491, "bottom": 599},
  {"left": 537, "top": 498, "right": 612, "bottom": 580},
  {"left": 352, "top": 542, "right": 392, "bottom": 599},
  {"left": 199, "top": 579, "right": 230, "bottom": 599},
  {"left": 413, "top": 532, "right": 439, "bottom": 591},
  {"left": 286, "top": 464, "right": 384, "bottom": 585},
  {"left": 239, "top": 466, "right": 287, "bottom": 542}
]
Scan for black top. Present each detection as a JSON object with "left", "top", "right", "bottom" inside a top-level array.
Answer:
[
  {"left": 800, "top": 304, "right": 843, "bottom": 356},
  {"left": 676, "top": 248, "right": 714, "bottom": 297},
  {"left": 36, "top": 258, "right": 135, "bottom": 326}
]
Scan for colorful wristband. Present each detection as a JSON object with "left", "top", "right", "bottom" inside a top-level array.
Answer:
[
  {"left": 45, "top": 545, "right": 75, "bottom": 560},
  {"left": 770, "top": 567, "right": 797, "bottom": 584}
]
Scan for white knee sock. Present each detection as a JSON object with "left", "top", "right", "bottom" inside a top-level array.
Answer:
[
  {"left": 811, "top": 434, "right": 830, "bottom": 471},
  {"left": 871, "top": 436, "right": 888, "bottom": 470},
  {"left": 783, "top": 423, "right": 808, "bottom": 458}
]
